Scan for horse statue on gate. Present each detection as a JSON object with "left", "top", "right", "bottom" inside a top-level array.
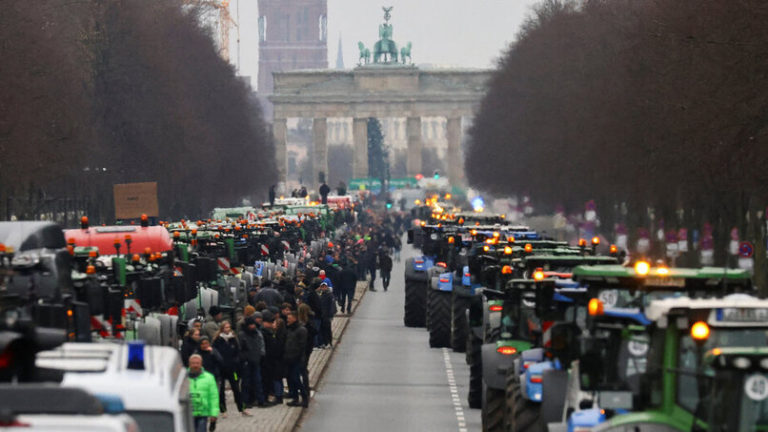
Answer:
[
  {"left": 373, "top": 23, "right": 398, "bottom": 63},
  {"left": 400, "top": 42, "right": 412, "bottom": 64},
  {"left": 358, "top": 42, "right": 371, "bottom": 65},
  {"left": 373, "top": 6, "right": 398, "bottom": 63}
]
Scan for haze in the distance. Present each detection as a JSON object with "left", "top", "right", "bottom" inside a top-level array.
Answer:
[{"left": 233, "top": 0, "right": 540, "bottom": 87}]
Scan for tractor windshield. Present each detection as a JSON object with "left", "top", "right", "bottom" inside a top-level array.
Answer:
[
  {"left": 737, "top": 372, "right": 768, "bottom": 432},
  {"left": 594, "top": 288, "right": 684, "bottom": 310},
  {"left": 702, "top": 370, "right": 768, "bottom": 432},
  {"left": 500, "top": 300, "right": 540, "bottom": 342},
  {"left": 678, "top": 328, "right": 768, "bottom": 415},
  {"left": 579, "top": 327, "right": 648, "bottom": 395}
]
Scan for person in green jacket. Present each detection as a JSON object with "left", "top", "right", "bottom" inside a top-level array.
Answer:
[{"left": 188, "top": 354, "right": 220, "bottom": 432}]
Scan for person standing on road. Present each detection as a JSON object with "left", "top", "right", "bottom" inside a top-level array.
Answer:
[
  {"left": 212, "top": 321, "right": 249, "bottom": 417},
  {"left": 338, "top": 264, "right": 357, "bottom": 314},
  {"left": 181, "top": 328, "right": 201, "bottom": 367},
  {"left": 195, "top": 337, "right": 222, "bottom": 381},
  {"left": 319, "top": 182, "right": 330, "bottom": 205},
  {"left": 300, "top": 282, "right": 323, "bottom": 347},
  {"left": 239, "top": 315, "right": 267, "bottom": 408},
  {"left": 261, "top": 311, "right": 285, "bottom": 405},
  {"left": 285, "top": 310, "right": 309, "bottom": 407},
  {"left": 366, "top": 245, "right": 378, "bottom": 291},
  {"left": 188, "top": 354, "right": 219, "bottom": 432},
  {"left": 379, "top": 249, "right": 393, "bottom": 292},
  {"left": 203, "top": 306, "right": 224, "bottom": 341},
  {"left": 318, "top": 282, "right": 336, "bottom": 348}
]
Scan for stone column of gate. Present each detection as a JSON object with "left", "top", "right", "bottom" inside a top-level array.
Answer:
[
  {"left": 312, "top": 118, "right": 328, "bottom": 187},
  {"left": 406, "top": 116, "right": 423, "bottom": 176},
  {"left": 352, "top": 118, "right": 368, "bottom": 178},
  {"left": 273, "top": 118, "right": 288, "bottom": 184},
  {"left": 446, "top": 117, "right": 462, "bottom": 183}
]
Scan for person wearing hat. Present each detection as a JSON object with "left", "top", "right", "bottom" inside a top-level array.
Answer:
[
  {"left": 260, "top": 310, "right": 286, "bottom": 405},
  {"left": 204, "top": 306, "right": 224, "bottom": 341},
  {"left": 239, "top": 315, "right": 266, "bottom": 407}
]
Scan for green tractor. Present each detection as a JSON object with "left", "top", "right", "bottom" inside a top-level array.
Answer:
[
  {"left": 586, "top": 294, "right": 768, "bottom": 432},
  {"left": 538, "top": 263, "right": 753, "bottom": 432}
]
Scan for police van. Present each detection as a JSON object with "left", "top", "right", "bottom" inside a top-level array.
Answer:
[
  {"left": 0, "top": 385, "right": 138, "bottom": 432},
  {"left": 36, "top": 341, "right": 193, "bottom": 432}
]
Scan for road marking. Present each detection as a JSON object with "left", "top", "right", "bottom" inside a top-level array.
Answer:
[{"left": 443, "top": 348, "right": 468, "bottom": 432}]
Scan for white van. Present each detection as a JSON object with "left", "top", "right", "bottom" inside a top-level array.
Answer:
[
  {"left": 0, "top": 384, "right": 138, "bottom": 432},
  {"left": 0, "top": 415, "right": 138, "bottom": 432},
  {"left": 36, "top": 341, "right": 193, "bottom": 432}
]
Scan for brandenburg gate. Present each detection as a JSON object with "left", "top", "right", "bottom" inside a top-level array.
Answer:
[{"left": 269, "top": 7, "right": 491, "bottom": 184}]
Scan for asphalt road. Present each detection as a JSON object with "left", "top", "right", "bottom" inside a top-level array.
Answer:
[{"left": 300, "top": 242, "right": 481, "bottom": 432}]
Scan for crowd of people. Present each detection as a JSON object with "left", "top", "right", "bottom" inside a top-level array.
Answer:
[{"left": 183, "top": 210, "right": 408, "bottom": 430}]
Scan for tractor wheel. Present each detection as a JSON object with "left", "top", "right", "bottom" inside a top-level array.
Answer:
[
  {"left": 451, "top": 291, "right": 468, "bottom": 352},
  {"left": 427, "top": 289, "right": 451, "bottom": 348},
  {"left": 467, "top": 332, "right": 483, "bottom": 409},
  {"left": 505, "top": 369, "right": 541, "bottom": 432},
  {"left": 403, "top": 279, "right": 426, "bottom": 327},
  {"left": 482, "top": 381, "right": 506, "bottom": 432}
]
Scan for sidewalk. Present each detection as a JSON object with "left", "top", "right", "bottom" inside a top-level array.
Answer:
[{"left": 217, "top": 281, "right": 370, "bottom": 432}]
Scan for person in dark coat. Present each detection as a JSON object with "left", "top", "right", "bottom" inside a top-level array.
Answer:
[
  {"left": 319, "top": 182, "right": 330, "bottom": 205},
  {"left": 268, "top": 185, "right": 276, "bottom": 206},
  {"left": 261, "top": 311, "right": 285, "bottom": 404},
  {"left": 181, "top": 328, "right": 201, "bottom": 367},
  {"left": 318, "top": 283, "right": 336, "bottom": 347},
  {"left": 365, "top": 247, "right": 378, "bottom": 291},
  {"left": 195, "top": 336, "right": 223, "bottom": 380},
  {"left": 212, "top": 321, "right": 249, "bottom": 416},
  {"left": 300, "top": 283, "right": 323, "bottom": 347},
  {"left": 239, "top": 315, "right": 266, "bottom": 407},
  {"left": 379, "top": 250, "right": 393, "bottom": 291},
  {"left": 338, "top": 265, "right": 357, "bottom": 314},
  {"left": 285, "top": 310, "right": 309, "bottom": 407}
]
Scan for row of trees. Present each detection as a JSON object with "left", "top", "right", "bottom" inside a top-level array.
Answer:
[
  {"left": 467, "top": 0, "right": 768, "bottom": 285},
  {"left": 1, "top": 0, "right": 275, "bottom": 224}
]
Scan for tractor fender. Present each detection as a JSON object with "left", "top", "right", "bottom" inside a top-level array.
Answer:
[
  {"left": 524, "top": 360, "right": 555, "bottom": 402},
  {"left": 431, "top": 271, "right": 453, "bottom": 292},
  {"left": 404, "top": 257, "right": 430, "bottom": 282},
  {"left": 518, "top": 348, "right": 545, "bottom": 375},
  {"left": 461, "top": 265, "right": 471, "bottom": 286},
  {"left": 482, "top": 342, "right": 519, "bottom": 390}
]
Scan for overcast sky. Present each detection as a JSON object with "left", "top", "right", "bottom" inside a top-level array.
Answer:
[{"left": 231, "top": 0, "right": 540, "bottom": 88}]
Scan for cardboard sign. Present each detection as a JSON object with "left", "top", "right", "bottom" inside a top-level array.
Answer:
[{"left": 113, "top": 182, "right": 159, "bottom": 219}]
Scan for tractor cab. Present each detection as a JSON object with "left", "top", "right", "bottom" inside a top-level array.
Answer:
[
  {"left": 543, "top": 265, "right": 755, "bottom": 431},
  {"left": 700, "top": 347, "right": 768, "bottom": 432}
]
